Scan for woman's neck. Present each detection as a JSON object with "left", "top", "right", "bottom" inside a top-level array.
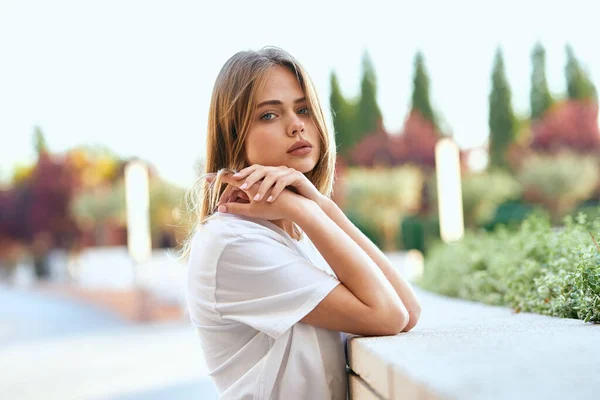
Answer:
[{"left": 271, "top": 219, "right": 298, "bottom": 240}]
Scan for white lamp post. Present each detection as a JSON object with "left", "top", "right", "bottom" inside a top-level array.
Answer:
[
  {"left": 124, "top": 160, "right": 152, "bottom": 321},
  {"left": 435, "top": 138, "right": 465, "bottom": 243}
]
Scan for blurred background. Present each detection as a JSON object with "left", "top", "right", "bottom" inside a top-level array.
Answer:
[{"left": 1, "top": 0, "right": 600, "bottom": 399}]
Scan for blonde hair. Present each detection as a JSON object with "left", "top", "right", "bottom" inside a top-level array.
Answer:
[{"left": 180, "top": 46, "right": 337, "bottom": 260}]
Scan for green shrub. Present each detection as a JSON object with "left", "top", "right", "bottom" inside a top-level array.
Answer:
[
  {"left": 400, "top": 216, "right": 425, "bottom": 253},
  {"left": 484, "top": 200, "right": 542, "bottom": 231},
  {"left": 418, "top": 212, "right": 600, "bottom": 323},
  {"left": 342, "top": 166, "right": 424, "bottom": 250},
  {"left": 399, "top": 214, "right": 440, "bottom": 254},
  {"left": 460, "top": 171, "right": 522, "bottom": 228},
  {"left": 572, "top": 202, "right": 600, "bottom": 229}
]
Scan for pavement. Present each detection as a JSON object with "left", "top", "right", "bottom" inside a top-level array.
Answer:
[{"left": 0, "top": 284, "right": 218, "bottom": 400}]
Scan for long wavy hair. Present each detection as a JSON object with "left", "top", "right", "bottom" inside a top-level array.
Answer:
[{"left": 180, "top": 47, "right": 337, "bottom": 260}]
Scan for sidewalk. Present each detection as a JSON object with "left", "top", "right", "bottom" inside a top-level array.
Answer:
[
  {"left": 0, "top": 285, "right": 129, "bottom": 345},
  {"left": 0, "top": 285, "right": 217, "bottom": 400},
  {"left": 32, "top": 283, "right": 184, "bottom": 323}
]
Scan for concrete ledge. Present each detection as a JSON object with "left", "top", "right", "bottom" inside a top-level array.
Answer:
[
  {"left": 347, "top": 288, "right": 600, "bottom": 400},
  {"left": 348, "top": 374, "right": 383, "bottom": 400}
]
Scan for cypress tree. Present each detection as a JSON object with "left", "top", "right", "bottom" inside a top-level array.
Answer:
[
  {"left": 530, "top": 42, "right": 553, "bottom": 120},
  {"left": 33, "top": 126, "right": 49, "bottom": 156},
  {"left": 488, "top": 48, "right": 517, "bottom": 170},
  {"left": 329, "top": 71, "right": 354, "bottom": 155},
  {"left": 411, "top": 51, "right": 436, "bottom": 125},
  {"left": 565, "top": 44, "right": 597, "bottom": 101},
  {"left": 355, "top": 52, "right": 382, "bottom": 142}
]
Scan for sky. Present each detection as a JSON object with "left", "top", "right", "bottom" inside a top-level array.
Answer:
[{"left": 1, "top": 0, "right": 599, "bottom": 188}]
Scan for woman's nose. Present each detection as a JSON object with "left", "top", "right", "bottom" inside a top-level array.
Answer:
[{"left": 287, "top": 116, "right": 305, "bottom": 136}]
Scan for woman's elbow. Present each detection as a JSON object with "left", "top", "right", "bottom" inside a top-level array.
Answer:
[
  {"left": 402, "top": 302, "right": 422, "bottom": 332},
  {"left": 378, "top": 305, "right": 410, "bottom": 336}
]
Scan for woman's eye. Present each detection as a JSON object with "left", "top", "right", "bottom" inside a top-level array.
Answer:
[
  {"left": 260, "top": 112, "right": 276, "bottom": 121},
  {"left": 298, "top": 107, "right": 309, "bottom": 115}
]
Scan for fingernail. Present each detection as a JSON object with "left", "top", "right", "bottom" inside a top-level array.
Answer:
[
  {"left": 267, "top": 196, "right": 273, "bottom": 202},
  {"left": 233, "top": 173, "right": 241, "bottom": 177},
  {"left": 218, "top": 205, "right": 226, "bottom": 213},
  {"left": 240, "top": 183, "right": 248, "bottom": 190},
  {"left": 253, "top": 194, "right": 261, "bottom": 201}
]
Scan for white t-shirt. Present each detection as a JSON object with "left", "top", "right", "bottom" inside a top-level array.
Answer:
[{"left": 186, "top": 212, "right": 348, "bottom": 399}]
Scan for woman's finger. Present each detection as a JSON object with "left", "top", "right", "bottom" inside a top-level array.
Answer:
[
  {"left": 217, "top": 184, "right": 235, "bottom": 206},
  {"left": 254, "top": 170, "right": 289, "bottom": 201},
  {"left": 241, "top": 166, "right": 289, "bottom": 191},
  {"left": 220, "top": 174, "right": 244, "bottom": 189},
  {"left": 235, "top": 190, "right": 250, "bottom": 201},
  {"left": 205, "top": 173, "right": 217, "bottom": 184},
  {"left": 267, "top": 174, "right": 293, "bottom": 202},
  {"left": 234, "top": 192, "right": 250, "bottom": 203},
  {"left": 240, "top": 167, "right": 269, "bottom": 191},
  {"left": 233, "top": 165, "right": 260, "bottom": 179},
  {"left": 218, "top": 202, "right": 251, "bottom": 216},
  {"left": 228, "top": 188, "right": 249, "bottom": 203}
]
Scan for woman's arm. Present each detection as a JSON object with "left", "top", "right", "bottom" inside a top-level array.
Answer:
[
  {"left": 218, "top": 165, "right": 421, "bottom": 332},
  {"left": 319, "top": 198, "right": 422, "bottom": 332},
  {"left": 289, "top": 198, "right": 410, "bottom": 336},
  {"left": 216, "top": 174, "right": 410, "bottom": 336}
]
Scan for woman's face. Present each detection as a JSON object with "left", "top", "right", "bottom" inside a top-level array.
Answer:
[{"left": 244, "top": 65, "right": 321, "bottom": 173}]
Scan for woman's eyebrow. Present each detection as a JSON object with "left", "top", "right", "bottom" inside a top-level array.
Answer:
[{"left": 256, "top": 97, "right": 306, "bottom": 108}]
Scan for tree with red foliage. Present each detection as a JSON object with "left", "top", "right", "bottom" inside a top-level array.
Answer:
[
  {"left": 1, "top": 152, "right": 79, "bottom": 278},
  {"left": 27, "top": 152, "right": 81, "bottom": 248},
  {"left": 0, "top": 185, "right": 32, "bottom": 242},
  {"left": 399, "top": 110, "right": 442, "bottom": 168},
  {"left": 348, "top": 119, "right": 398, "bottom": 167},
  {"left": 3, "top": 151, "right": 81, "bottom": 252},
  {"left": 530, "top": 100, "right": 600, "bottom": 153},
  {"left": 349, "top": 111, "right": 443, "bottom": 169}
]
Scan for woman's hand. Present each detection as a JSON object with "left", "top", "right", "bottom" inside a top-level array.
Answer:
[
  {"left": 213, "top": 173, "right": 309, "bottom": 221},
  {"left": 231, "top": 164, "right": 329, "bottom": 208}
]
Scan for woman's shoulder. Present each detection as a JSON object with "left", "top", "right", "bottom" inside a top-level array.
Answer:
[{"left": 190, "top": 212, "right": 288, "bottom": 257}]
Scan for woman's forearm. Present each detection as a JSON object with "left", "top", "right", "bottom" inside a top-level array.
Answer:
[
  {"left": 288, "top": 198, "right": 408, "bottom": 323},
  {"left": 320, "top": 198, "right": 421, "bottom": 331}
]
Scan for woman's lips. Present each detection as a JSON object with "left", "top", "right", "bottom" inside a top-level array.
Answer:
[{"left": 288, "top": 146, "right": 312, "bottom": 156}]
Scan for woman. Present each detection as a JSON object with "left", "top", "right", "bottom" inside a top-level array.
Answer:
[{"left": 184, "top": 46, "right": 421, "bottom": 399}]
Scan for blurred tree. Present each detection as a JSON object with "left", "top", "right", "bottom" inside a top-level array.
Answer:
[
  {"left": 26, "top": 153, "right": 80, "bottom": 249},
  {"left": 71, "top": 182, "right": 125, "bottom": 245},
  {"left": 402, "top": 110, "right": 441, "bottom": 168},
  {"left": 0, "top": 186, "right": 29, "bottom": 242},
  {"left": 349, "top": 110, "right": 442, "bottom": 170},
  {"left": 411, "top": 51, "right": 436, "bottom": 126},
  {"left": 66, "top": 146, "right": 122, "bottom": 189},
  {"left": 530, "top": 42, "right": 553, "bottom": 120},
  {"left": 33, "top": 126, "right": 49, "bottom": 156},
  {"left": 488, "top": 48, "right": 517, "bottom": 170},
  {"left": 149, "top": 179, "right": 185, "bottom": 246},
  {"left": 348, "top": 122, "right": 393, "bottom": 167},
  {"left": 343, "top": 166, "right": 423, "bottom": 251},
  {"left": 72, "top": 175, "right": 185, "bottom": 247},
  {"left": 355, "top": 52, "right": 382, "bottom": 144},
  {"left": 518, "top": 151, "right": 599, "bottom": 222},
  {"left": 565, "top": 44, "right": 597, "bottom": 101},
  {"left": 329, "top": 71, "right": 355, "bottom": 157},
  {"left": 531, "top": 100, "right": 600, "bottom": 152},
  {"left": 460, "top": 171, "right": 522, "bottom": 228},
  {"left": 11, "top": 163, "right": 35, "bottom": 185}
]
